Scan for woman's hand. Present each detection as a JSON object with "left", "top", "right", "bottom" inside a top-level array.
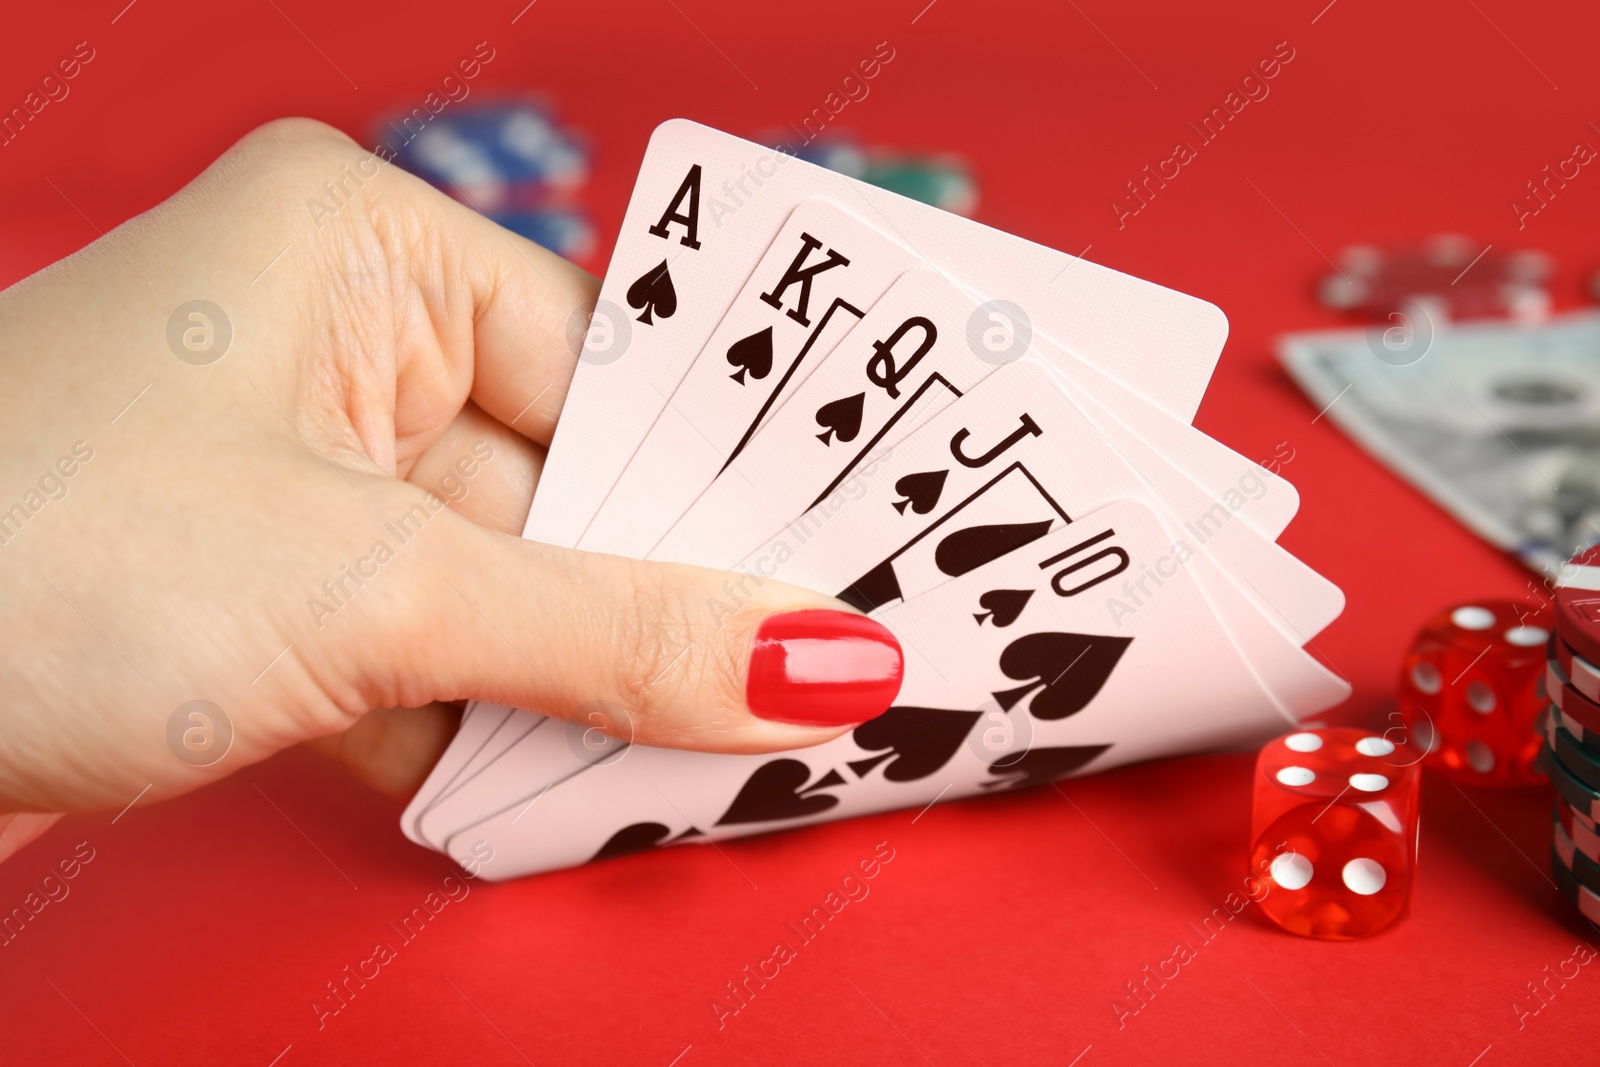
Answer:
[{"left": 0, "top": 118, "right": 901, "bottom": 820}]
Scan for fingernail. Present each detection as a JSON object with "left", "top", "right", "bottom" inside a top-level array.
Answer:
[{"left": 746, "top": 610, "right": 903, "bottom": 726}]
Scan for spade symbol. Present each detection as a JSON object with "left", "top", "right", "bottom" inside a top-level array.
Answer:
[
  {"left": 847, "top": 706, "right": 983, "bottom": 782},
  {"left": 726, "top": 327, "right": 774, "bottom": 384},
  {"left": 973, "top": 588, "right": 1034, "bottom": 627},
  {"left": 934, "top": 519, "right": 1056, "bottom": 579},
  {"left": 891, "top": 469, "right": 948, "bottom": 515},
  {"left": 627, "top": 260, "right": 678, "bottom": 324},
  {"left": 814, "top": 392, "right": 865, "bottom": 445},
  {"left": 592, "top": 822, "right": 671, "bottom": 861},
  {"left": 591, "top": 822, "right": 701, "bottom": 862},
  {"left": 989, "top": 631, "right": 1133, "bottom": 720},
  {"left": 980, "top": 744, "right": 1112, "bottom": 791},
  {"left": 716, "top": 759, "right": 846, "bottom": 826}
]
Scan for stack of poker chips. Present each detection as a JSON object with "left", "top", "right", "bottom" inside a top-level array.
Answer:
[
  {"left": 377, "top": 99, "right": 597, "bottom": 267},
  {"left": 1317, "top": 235, "right": 1552, "bottom": 325},
  {"left": 1540, "top": 545, "right": 1600, "bottom": 920}
]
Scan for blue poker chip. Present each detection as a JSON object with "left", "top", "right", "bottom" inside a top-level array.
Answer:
[
  {"left": 490, "top": 208, "right": 596, "bottom": 261},
  {"left": 384, "top": 101, "right": 589, "bottom": 209}
]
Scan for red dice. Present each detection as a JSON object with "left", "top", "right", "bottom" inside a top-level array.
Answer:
[
  {"left": 1398, "top": 600, "right": 1552, "bottom": 787},
  {"left": 1250, "top": 728, "right": 1420, "bottom": 940}
]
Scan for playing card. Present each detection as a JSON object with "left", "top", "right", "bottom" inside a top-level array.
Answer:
[
  {"left": 649, "top": 278, "right": 1335, "bottom": 644},
  {"left": 646, "top": 267, "right": 1009, "bottom": 562},
  {"left": 726, "top": 358, "right": 1349, "bottom": 716},
  {"left": 445, "top": 498, "right": 1294, "bottom": 881},
  {"left": 399, "top": 701, "right": 514, "bottom": 846},
  {"left": 1031, "top": 330, "right": 1299, "bottom": 541},
  {"left": 415, "top": 714, "right": 624, "bottom": 849},
  {"left": 580, "top": 198, "right": 923, "bottom": 557},
  {"left": 415, "top": 273, "right": 1316, "bottom": 838},
  {"left": 527, "top": 119, "right": 1230, "bottom": 550}
]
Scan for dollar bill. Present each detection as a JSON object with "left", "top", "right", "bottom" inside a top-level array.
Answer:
[{"left": 1280, "top": 307, "right": 1600, "bottom": 578}]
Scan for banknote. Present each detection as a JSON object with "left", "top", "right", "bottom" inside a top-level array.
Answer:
[{"left": 1280, "top": 308, "right": 1600, "bottom": 578}]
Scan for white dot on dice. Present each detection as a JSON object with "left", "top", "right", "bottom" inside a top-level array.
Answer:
[
  {"left": 1411, "top": 662, "right": 1442, "bottom": 694},
  {"left": 1284, "top": 732, "right": 1323, "bottom": 752},
  {"left": 1504, "top": 625, "right": 1548, "bottom": 647},
  {"left": 1276, "top": 766, "right": 1316, "bottom": 786},
  {"left": 1452, "top": 606, "right": 1495, "bottom": 630},
  {"left": 1355, "top": 736, "right": 1395, "bottom": 756},
  {"left": 1342, "top": 858, "right": 1387, "bottom": 895},
  {"left": 1271, "top": 852, "right": 1314, "bottom": 891},
  {"left": 1467, "top": 682, "right": 1497, "bottom": 714},
  {"left": 1349, "top": 772, "right": 1389, "bottom": 792}
]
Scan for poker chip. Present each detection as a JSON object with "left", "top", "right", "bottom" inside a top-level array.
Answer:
[
  {"left": 1541, "top": 734, "right": 1600, "bottom": 822},
  {"left": 1546, "top": 659, "right": 1600, "bottom": 736},
  {"left": 492, "top": 209, "right": 598, "bottom": 262},
  {"left": 1552, "top": 817, "right": 1600, "bottom": 896},
  {"left": 374, "top": 99, "right": 597, "bottom": 266},
  {"left": 392, "top": 102, "right": 589, "bottom": 195},
  {"left": 1550, "top": 630, "right": 1600, "bottom": 703},
  {"left": 1549, "top": 839, "right": 1600, "bottom": 922},
  {"left": 1543, "top": 714, "right": 1600, "bottom": 792},
  {"left": 1542, "top": 592, "right": 1600, "bottom": 923},
  {"left": 777, "top": 134, "right": 979, "bottom": 216},
  {"left": 1549, "top": 700, "right": 1598, "bottom": 751},
  {"left": 1554, "top": 798, "right": 1600, "bottom": 862},
  {"left": 1555, "top": 545, "right": 1600, "bottom": 667},
  {"left": 1317, "top": 236, "right": 1551, "bottom": 324},
  {"left": 1560, "top": 786, "right": 1600, "bottom": 834}
]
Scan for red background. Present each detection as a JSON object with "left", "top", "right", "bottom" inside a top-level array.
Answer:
[{"left": 2, "top": 0, "right": 1598, "bottom": 1063}]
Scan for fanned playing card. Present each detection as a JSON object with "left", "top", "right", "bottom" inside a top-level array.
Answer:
[
  {"left": 444, "top": 500, "right": 1305, "bottom": 881},
  {"left": 526, "top": 119, "right": 1230, "bottom": 550},
  {"left": 401, "top": 119, "right": 1348, "bottom": 876}
]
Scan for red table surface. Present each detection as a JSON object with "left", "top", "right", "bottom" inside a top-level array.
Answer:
[{"left": 3, "top": 1, "right": 1599, "bottom": 1063}]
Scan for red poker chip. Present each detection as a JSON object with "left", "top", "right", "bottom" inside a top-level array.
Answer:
[
  {"left": 1545, "top": 711, "right": 1600, "bottom": 792},
  {"left": 1556, "top": 796, "right": 1600, "bottom": 858},
  {"left": 1550, "top": 700, "right": 1599, "bottom": 752},
  {"left": 1550, "top": 629, "right": 1600, "bottom": 703},
  {"left": 1553, "top": 818, "right": 1600, "bottom": 898},
  {"left": 1549, "top": 834, "right": 1600, "bottom": 923},
  {"left": 1547, "top": 658, "right": 1600, "bottom": 736},
  {"left": 1555, "top": 545, "right": 1600, "bottom": 666},
  {"left": 1541, "top": 725, "right": 1600, "bottom": 821}
]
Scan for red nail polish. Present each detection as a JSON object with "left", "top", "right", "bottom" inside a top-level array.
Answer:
[{"left": 746, "top": 610, "right": 903, "bottom": 726}]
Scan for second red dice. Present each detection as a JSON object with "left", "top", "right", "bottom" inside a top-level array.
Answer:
[{"left": 1398, "top": 600, "right": 1552, "bottom": 787}]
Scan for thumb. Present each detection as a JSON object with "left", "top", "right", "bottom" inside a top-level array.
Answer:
[{"left": 354, "top": 506, "right": 905, "bottom": 752}]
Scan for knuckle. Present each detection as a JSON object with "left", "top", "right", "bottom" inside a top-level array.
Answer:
[
  {"left": 235, "top": 117, "right": 358, "bottom": 159},
  {"left": 609, "top": 561, "right": 741, "bottom": 721},
  {"left": 206, "top": 119, "right": 374, "bottom": 228}
]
